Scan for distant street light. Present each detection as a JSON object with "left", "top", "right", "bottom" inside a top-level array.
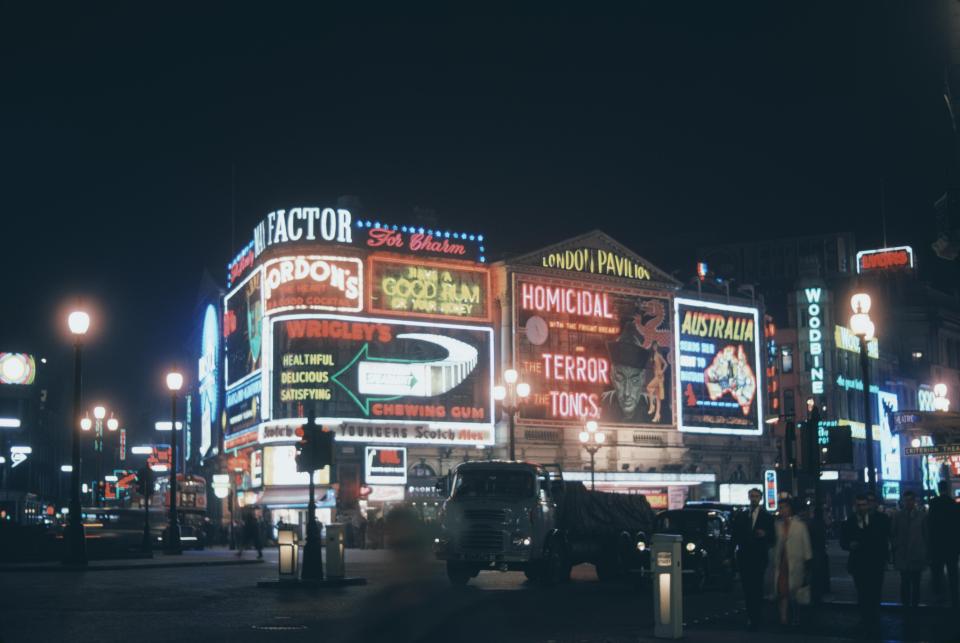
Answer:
[
  {"left": 578, "top": 420, "right": 606, "bottom": 491},
  {"left": 64, "top": 308, "right": 90, "bottom": 566},
  {"left": 934, "top": 383, "right": 950, "bottom": 412},
  {"left": 164, "top": 370, "right": 183, "bottom": 554},
  {"left": 850, "top": 292, "right": 877, "bottom": 497},
  {"left": 495, "top": 368, "right": 530, "bottom": 460}
]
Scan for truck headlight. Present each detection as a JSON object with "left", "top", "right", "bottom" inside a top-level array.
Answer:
[
  {"left": 636, "top": 541, "right": 646, "bottom": 552},
  {"left": 685, "top": 542, "right": 696, "bottom": 553},
  {"left": 512, "top": 535, "right": 532, "bottom": 547}
]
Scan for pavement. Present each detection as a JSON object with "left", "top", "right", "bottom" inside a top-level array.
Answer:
[
  {"left": 0, "top": 547, "right": 267, "bottom": 572},
  {"left": 0, "top": 544, "right": 955, "bottom": 643}
]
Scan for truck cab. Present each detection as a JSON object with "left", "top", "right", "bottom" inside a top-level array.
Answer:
[{"left": 434, "top": 460, "right": 568, "bottom": 585}]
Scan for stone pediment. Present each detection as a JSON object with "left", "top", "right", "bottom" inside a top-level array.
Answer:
[{"left": 508, "top": 230, "right": 681, "bottom": 290}]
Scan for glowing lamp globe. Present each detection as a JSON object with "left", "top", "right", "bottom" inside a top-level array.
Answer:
[
  {"left": 934, "top": 383, "right": 948, "bottom": 398},
  {"left": 67, "top": 311, "right": 90, "bottom": 336},
  {"left": 594, "top": 431, "right": 606, "bottom": 444},
  {"left": 493, "top": 385, "right": 506, "bottom": 402},
  {"left": 166, "top": 372, "right": 184, "bottom": 392},
  {"left": 849, "top": 313, "right": 874, "bottom": 340},
  {"left": 93, "top": 405, "right": 106, "bottom": 420},
  {"left": 585, "top": 420, "right": 598, "bottom": 432},
  {"left": 106, "top": 417, "right": 119, "bottom": 432},
  {"left": 503, "top": 369, "right": 519, "bottom": 384},
  {"left": 516, "top": 382, "right": 531, "bottom": 398},
  {"left": 578, "top": 431, "right": 590, "bottom": 444},
  {"left": 850, "top": 293, "right": 872, "bottom": 315},
  {"left": 80, "top": 417, "right": 92, "bottom": 432}
]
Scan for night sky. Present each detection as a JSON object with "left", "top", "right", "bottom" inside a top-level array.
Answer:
[{"left": 2, "top": 4, "right": 957, "bottom": 441}]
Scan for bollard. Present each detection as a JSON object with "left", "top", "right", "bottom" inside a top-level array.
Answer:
[
  {"left": 325, "top": 523, "right": 346, "bottom": 579},
  {"left": 277, "top": 527, "right": 299, "bottom": 581},
  {"left": 651, "top": 533, "right": 682, "bottom": 639}
]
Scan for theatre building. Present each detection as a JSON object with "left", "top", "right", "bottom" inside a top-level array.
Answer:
[
  {"left": 218, "top": 205, "right": 495, "bottom": 531},
  {"left": 493, "top": 232, "right": 776, "bottom": 509}
]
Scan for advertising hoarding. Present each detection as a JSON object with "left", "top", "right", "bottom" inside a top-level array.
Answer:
[
  {"left": 878, "top": 390, "right": 901, "bottom": 481},
  {"left": 513, "top": 276, "right": 674, "bottom": 427},
  {"left": 262, "top": 255, "right": 363, "bottom": 315},
  {"left": 856, "top": 246, "right": 914, "bottom": 274},
  {"left": 369, "top": 257, "right": 489, "bottom": 321},
  {"left": 269, "top": 314, "right": 494, "bottom": 442},
  {"left": 365, "top": 446, "right": 407, "bottom": 485},
  {"left": 197, "top": 304, "right": 219, "bottom": 459},
  {"left": 225, "top": 374, "right": 261, "bottom": 435},
  {"left": 674, "top": 298, "right": 762, "bottom": 435},
  {"left": 224, "top": 268, "right": 263, "bottom": 387}
]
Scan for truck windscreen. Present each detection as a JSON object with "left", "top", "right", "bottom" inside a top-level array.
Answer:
[{"left": 452, "top": 470, "right": 535, "bottom": 499}]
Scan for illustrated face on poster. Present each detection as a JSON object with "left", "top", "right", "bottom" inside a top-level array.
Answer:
[
  {"left": 514, "top": 276, "right": 673, "bottom": 427},
  {"left": 674, "top": 298, "right": 762, "bottom": 435},
  {"left": 225, "top": 269, "right": 263, "bottom": 387},
  {"left": 877, "top": 390, "right": 901, "bottom": 482},
  {"left": 270, "top": 315, "right": 493, "bottom": 439}
]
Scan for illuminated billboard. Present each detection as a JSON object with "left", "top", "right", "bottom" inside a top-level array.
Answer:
[
  {"left": 878, "top": 390, "right": 901, "bottom": 482},
  {"left": 369, "top": 257, "right": 489, "bottom": 321},
  {"left": 674, "top": 298, "right": 762, "bottom": 435},
  {"left": 513, "top": 276, "right": 674, "bottom": 427},
  {"left": 365, "top": 446, "right": 408, "bottom": 485},
  {"left": 0, "top": 353, "right": 36, "bottom": 385},
  {"left": 268, "top": 315, "right": 494, "bottom": 442},
  {"left": 262, "top": 255, "right": 363, "bottom": 315},
  {"left": 856, "top": 246, "right": 914, "bottom": 274},
  {"left": 197, "top": 304, "right": 219, "bottom": 459},
  {"left": 224, "top": 268, "right": 263, "bottom": 387}
]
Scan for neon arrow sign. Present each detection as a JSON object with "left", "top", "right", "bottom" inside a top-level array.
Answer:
[{"left": 332, "top": 334, "right": 479, "bottom": 415}]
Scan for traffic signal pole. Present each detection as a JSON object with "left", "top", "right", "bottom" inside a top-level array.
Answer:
[{"left": 300, "top": 409, "right": 323, "bottom": 580}]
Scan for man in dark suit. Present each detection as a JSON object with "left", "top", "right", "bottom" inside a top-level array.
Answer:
[
  {"left": 734, "top": 488, "right": 775, "bottom": 629},
  {"left": 841, "top": 493, "right": 890, "bottom": 626}
]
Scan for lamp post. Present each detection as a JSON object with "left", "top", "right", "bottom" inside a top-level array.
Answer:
[
  {"left": 578, "top": 420, "right": 606, "bottom": 491},
  {"left": 164, "top": 371, "right": 183, "bottom": 554},
  {"left": 494, "top": 369, "right": 530, "bottom": 461},
  {"left": 64, "top": 309, "right": 90, "bottom": 566},
  {"left": 850, "top": 293, "right": 877, "bottom": 497},
  {"left": 81, "top": 407, "right": 120, "bottom": 505}
]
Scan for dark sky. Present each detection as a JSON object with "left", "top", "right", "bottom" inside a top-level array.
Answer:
[{"left": 2, "top": 4, "right": 957, "bottom": 438}]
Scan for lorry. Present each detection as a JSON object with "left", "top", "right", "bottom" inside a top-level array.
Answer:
[{"left": 433, "top": 460, "right": 654, "bottom": 586}]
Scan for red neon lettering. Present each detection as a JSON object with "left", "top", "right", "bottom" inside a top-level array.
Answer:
[
  {"left": 367, "top": 228, "right": 405, "bottom": 248},
  {"left": 519, "top": 282, "right": 613, "bottom": 318},
  {"left": 541, "top": 353, "right": 610, "bottom": 383}
]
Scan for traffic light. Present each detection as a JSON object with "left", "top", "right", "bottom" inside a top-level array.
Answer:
[
  {"left": 296, "top": 417, "right": 335, "bottom": 473},
  {"left": 136, "top": 466, "right": 153, "bottom": 496},
  {"left": 822, "top": 424, "right": 853, "bottom": 465}
]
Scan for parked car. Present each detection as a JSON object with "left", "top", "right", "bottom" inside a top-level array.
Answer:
[{"left": 636, "top": 508, "right": 736, "bottom": 592}]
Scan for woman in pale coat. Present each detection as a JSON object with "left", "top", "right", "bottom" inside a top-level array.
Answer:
[{"left": 773, "top": 498, "right": 813, "bottom": 625}]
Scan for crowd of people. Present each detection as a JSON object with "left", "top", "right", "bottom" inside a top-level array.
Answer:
[{"left": 733, "top": 481, "right": 960, "bottom": 632}]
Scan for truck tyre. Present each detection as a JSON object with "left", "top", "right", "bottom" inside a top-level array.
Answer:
[
  {"left": 447, "top": 562, "right": 473, "bottom": 586},
  {"left": 539, "top": 538, "right": 570, "bottom": 586}
]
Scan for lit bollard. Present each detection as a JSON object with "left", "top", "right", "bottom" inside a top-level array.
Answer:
[
  {"left": 325, "top": 523, "right": 345, "bottom": 579},
  {"left": 651, "top": 533, "right": 682, "bottom": 639},
  {"left": 277, "top": 527, "right": 299, "bottom": 581}
]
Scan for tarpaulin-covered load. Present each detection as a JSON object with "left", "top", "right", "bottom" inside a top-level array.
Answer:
[{"left": 557, "top": 481, "right": 654, "bottom": 539}]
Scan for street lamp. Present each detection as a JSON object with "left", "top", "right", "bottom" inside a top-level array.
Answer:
[
  {"left": 164, "top": 370, "right": 183, "bottom": 554},
  {"left": 494, "top": 368, "right": 530, "bottom": 461},
  {"left": 578, "top": 420, "right": 606, "bottom": 490},
  {"left": 64, "top": 309, "right": 90, "bottom": 566},
  {"left": 87, "top": 405, "right": 120, "bottom": 505},
  {"left": 850, "top": 292, "right": 877, "bottom": 497}
]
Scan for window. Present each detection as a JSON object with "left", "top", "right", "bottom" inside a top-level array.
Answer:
[{"left": 781, "top": 346, "right": 794, "bottom": 373}]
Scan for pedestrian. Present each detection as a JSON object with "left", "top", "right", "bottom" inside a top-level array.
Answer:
[
  {"left": 772, "top": 498, "right": 812, "bottom": 626},
  {"left": 890, "top": 490, "right": 927, "bottom": 609},
  {"left": 236, "top": 506, "right": 263, "bottom": 558},
  {"left": 841, "top": 493, "right": 889, "bottom": 628},
  {"left": 733, "top": 488, "right": 775, "bottom": 630},
  {"left": 928, "top": 480, "right": 960, "bottom": 607}
]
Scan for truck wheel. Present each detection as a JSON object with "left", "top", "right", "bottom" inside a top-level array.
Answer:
[
  {"left": 447, "top": 562, "right": 473, "bottom": 586},
  {"left": 539, "top": 539, "right": 570, "bottom": 586}
]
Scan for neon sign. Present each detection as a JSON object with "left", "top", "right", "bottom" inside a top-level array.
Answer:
[
  {"left": 804, "top": 287, "right": 825, "bottom": 394},
  {"left": 198, "top": 304, "right": 219, "bottom": 459},
  {"left": 675, "top": 298, "right": 762, "bottom": 435},
  {"left": 519, "top": 282, "right": 614, "bottom": 319},
  {"left": 0, "top": 353, "right": 36, "bottom": 385},
  {"left": 369, "top": 258, "right": 489, "bottom": 321},
  {"left": 856, "top": 246, "right": 914, "bottom": 274},
  {"left": 262, "top": 255, "right": 363, "bottom": 314},
  {"left": 539, "top": 247, "right": 651, "bottom": 281},
  {"left": 253, "top": 207, "right": 354, "bottom": 258}
]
